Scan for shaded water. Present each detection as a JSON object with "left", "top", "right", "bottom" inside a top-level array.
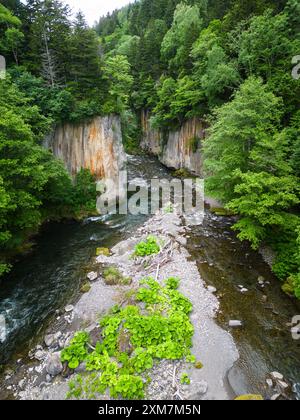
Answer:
[
  {"left": 0, "top": 156, "right": 170, "bottom": 364},
  {"left": 188, "top": 213, "right": 300, "bottom": 399},
  {"left": 0, "top": 156, "right": 299, "bottom": 399}
]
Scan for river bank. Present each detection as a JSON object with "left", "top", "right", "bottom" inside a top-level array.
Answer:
[{"left": 2, "top": 211, "right": 239, "bottom": 400}]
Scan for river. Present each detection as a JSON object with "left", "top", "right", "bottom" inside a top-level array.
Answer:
[{"left": 0, "top": 155, "right": 299, "bottom": 399}]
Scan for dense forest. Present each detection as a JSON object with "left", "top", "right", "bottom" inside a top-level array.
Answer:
[{"left": 0, "top": 0, "right": 300, "bottom": 300}]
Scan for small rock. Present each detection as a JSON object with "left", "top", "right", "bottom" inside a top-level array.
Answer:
[
  {"left": 271, "top": 393, "right": 281, "bottom": 401},
  {"left": 266, "top": 378, "right": 273, "bottom": 388},
  {"left": 277, "top": 380, "right": 289, "bottom": 391},
  {"left": 44, "top": 334, "right": 55, "bottom": 347},
  {"left": 46, "top": 374, "right": 52, "bottom": 383},
  {"left": 240, "top": 288, "right": 248, "bottom": 293},
  {"left": 18, "top": 379, "right": 25, "bottom": 389},
  {"left": 258, "top": 276, "right": 265, "bottom": 284},
  {"left": 229, "top": 320, "right": 243, "bottom": 328},
  {"left": 262, "top": 295, "right": 268, "bottom": 303},
  {"left": 74, "top": 362, "right": 86, "bottom": 374},
  {"left": 65, "top": 304, "right": 74, "bottom": 313},
  {"left": 238, "top": 285, "right": 244, "bottom": 289},
  {"left": 87, "top": 271, "right": 98, "bottom": 282},
  {"left": 207, "top": 286, "right": 217, "bottom": 294},
  {"left": 34, "top": 350, "right": 46, "bottom": 361},
  {"left": 54, "top": 331, "right": 62, "bottom": 340},
  {"left": 270, "top": 371, "right": 284, "bottom": 381},
  {"left": 45, "top": 352, "right": 63, "bottom": 377}
]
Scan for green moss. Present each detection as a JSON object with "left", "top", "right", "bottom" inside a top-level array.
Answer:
[
  {"left": 96, "top": 247, "right": 110, "bottom": 257},
  {"left": 195, "top": 361, "right": 203, "bottom": 369},
  {"left": 180, "top": 373, "right": 191, "bottom": 385},
  {"left": 80, "top": 282, "right": 91, "bottom": 293},
  {"left": 103, "top": 266, "right": 132, "bottom": 286},
  {"left": 235, "top": 394, "right": 264, "bottom": 400},
  {"left": 210, "top": 207, "right": 235, "bottom": 217}
]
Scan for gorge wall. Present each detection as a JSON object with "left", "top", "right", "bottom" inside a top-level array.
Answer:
[
  {"left": 45, "top": 115, "right": 126, "bottom": 180},
  {"left": 141, "top": 111, "right": 206, "bottom": 176}
]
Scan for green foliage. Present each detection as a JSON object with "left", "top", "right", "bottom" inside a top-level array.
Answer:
[
  {"left": 103, "top": 266, "right": 132, "bottom": 286},
  {"left": 61, "top": 332, "right": 90, "bottom": 369},
  {"left": 134, "top": 236, "right": 160, "bottom": 257},
  {"left": 180, "top": 373, "right": 191, "bottom": 385},
  {"left": 65, "top": 277, "right": 196, "bottom": 400}
]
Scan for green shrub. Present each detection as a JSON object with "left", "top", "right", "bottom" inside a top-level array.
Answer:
[{"left": 134, "top": 236, "right": 160, "bottom": 257}]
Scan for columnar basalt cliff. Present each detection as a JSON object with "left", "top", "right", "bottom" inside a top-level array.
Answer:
[
  {"left": 141, "top": 111, "right": 206, "bottom": 176},
  {"left": 45, "top": 116, "right": 126, "bottom": 180}
]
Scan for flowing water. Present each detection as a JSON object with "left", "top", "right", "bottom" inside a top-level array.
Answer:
[{"left": 0, "top": 156, "right": 299, "bottom": 398}]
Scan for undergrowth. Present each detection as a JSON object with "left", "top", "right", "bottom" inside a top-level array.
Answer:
[
  {"left": 134, "top": 236, "right": 161, "bottom": 257},
  {"left": 62, "top": 277, "right": 195, "bottom": 400}
]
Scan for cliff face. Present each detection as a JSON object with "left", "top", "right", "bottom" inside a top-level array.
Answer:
[
  {"left": 141, "top": 111, "right": 206, "bottom": 176},
  {"left": 45, "top": 116, "right": 126, "bottom": 180}
]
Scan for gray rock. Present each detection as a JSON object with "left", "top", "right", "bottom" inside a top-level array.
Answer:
[
  {"left": 266, "top": 378, "right": 274, "bottom": 388},
  {"left": 189, "top": 381, "right": 208, "bottom": 399},
  {"left": 270, "top": 371, "right": 284, "bottom": 381},
  {"left": 207, "top": 286, "right": 217, "bottom": 294},
  {"left": 271, "top": 393, "right": 281, "bottom": 400},
  {"left": 240, "top": 288, "right": 248, "bottom": 293},
  {"left": 34, "top": 350, "right": 46, "bottom": 361},
  {"left": 87, "top": 271, "right": 98, "bottom": 281},
  {"left": 74, "top": 362, "right": 86, "bottom": 374},
  {"left": 18, "top": 379, "right": 25, "bottom": 389},
  {"left": 277, "top": 380, "right": 289, "bottom": 391},
  {"left": 65, "top": 305, "right": 74, "bottom": 313},
  {"left": 46, "top": 374, "right": 52, "bottom": 383},
  {"left": 229, "top": 320, "right": 243, "bottom": 328},
  {"left": 45, "top": 352, "right": 63, "bottom": 377},
  {"left": 44, "top": 334, "right": 55, "bottom": 347}
]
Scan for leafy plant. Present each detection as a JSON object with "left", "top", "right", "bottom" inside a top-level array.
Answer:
[
  {"left": 134, "top": 236, "right": 160, "bottom": 257},
  {"left": 61, "top": 332, "right": 90, "bottom": 369},
  {"left": 64, "top": 277, "right": 196, "bottom": 400},
  {"left": 180, "top": 373, "right": 191, "bottom": 385}
]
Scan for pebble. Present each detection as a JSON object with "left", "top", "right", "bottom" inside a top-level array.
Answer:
[
  {"left": 266, "top": 378, "right": 273, "bottom": 388},
  {"left": 229, "top": 320, "right": 243, "bottom": 328},
  {"left": 271, "top": 393, "right": 281, "bottom": 400},
  {"left": 262, "top": 295, "right": 268, "bottom": 303},
  {"left": 44, "top": 334, "right": 55, "bottom": 347},
  {"left": 207, "top": 286, "right": 217, "bottom": 294},
  {"left": 240, "top": 288, "right": 248, "bottom": 293},
  {"left": 18, "top": 379, "right": 25, "bottom": 389},
  {"left": 46, "top": 374, "right": 52, "bottom": 383},
  {"left": 64, "top": 305, "right": 74, "bottom": 313}
]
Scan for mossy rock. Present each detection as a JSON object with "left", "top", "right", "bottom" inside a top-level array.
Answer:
[
  {"left": 195, "top": 361, "right": 203, "bottom": 369},
  {"left": 210, "top": 207, "right": 235, "bottom": 217},
  {"left": 96, "top": 247, "right": 110, "bottom": 257},
  {"left": 103, "top": 266, "right": 132, "bottom": 286},
  {"left": 80, "top": 282, "right": 91, "bottom": 293},
  {"left": 117, "top": 328, "right": 133, "bottom": 355},
  {"left": 173, "top": 168, "right": 194, "bottom": 178},
  {"left": 235, "top": 394, "right": 264, "bottom": 401}
]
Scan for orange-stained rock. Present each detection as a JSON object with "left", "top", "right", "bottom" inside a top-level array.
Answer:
[{"left": 45, "top": 116, "right": 126, "bottom": 181}]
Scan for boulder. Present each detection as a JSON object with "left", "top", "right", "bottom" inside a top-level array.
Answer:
[
  {"left": 45, "top": 352, "right": 63, "bottom": 377},
  {"left": 270, "top": 371, "right": 284, "bottom": 381}
]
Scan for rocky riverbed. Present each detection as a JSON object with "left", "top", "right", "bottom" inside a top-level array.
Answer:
[{"left": 3, "top": 211, "right": 240, "bottom": 400}]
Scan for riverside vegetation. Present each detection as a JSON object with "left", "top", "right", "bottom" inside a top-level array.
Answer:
[
  {"left": 0, "top": 0, "right": 300, "bottom": 301},
  {"left": 61, "top": 277, "right": 196, "bottom": 400}
]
